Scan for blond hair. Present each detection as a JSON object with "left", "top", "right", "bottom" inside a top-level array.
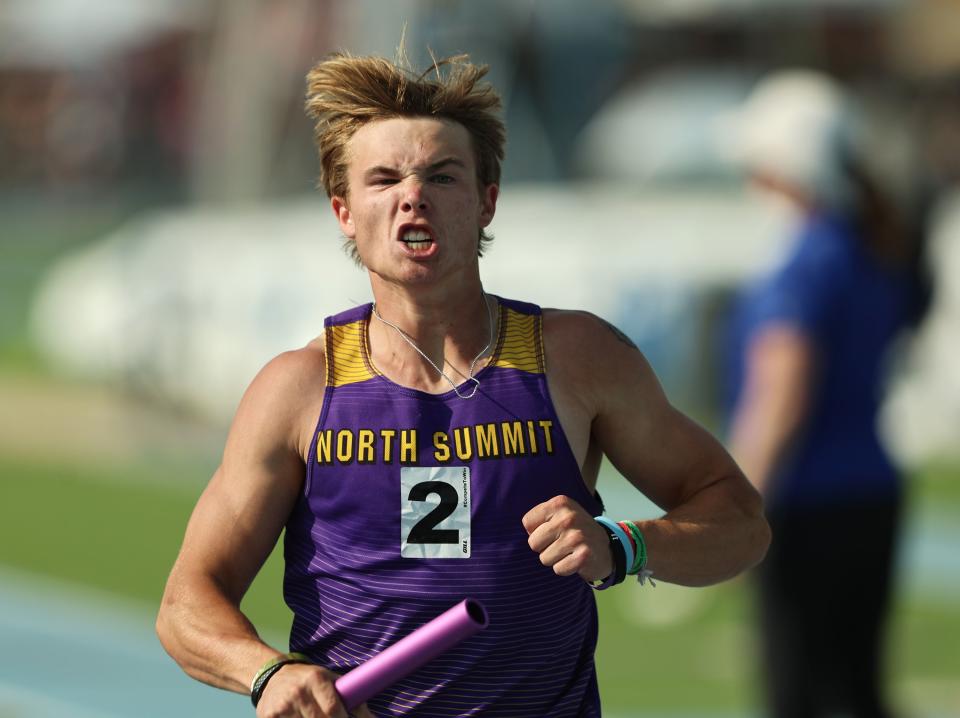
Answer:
[{"left": 305, "top": 52, "right": 505, "bottom": 259}]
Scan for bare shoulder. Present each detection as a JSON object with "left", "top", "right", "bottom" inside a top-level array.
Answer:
[
  {"left": 229, "top": 336, "right": 328, "bottom": 461},
  {"left": 542, "top": 308, "right": 648, "bottom": 378},
  {"left": 244, "top": 338, "right": 326, "bottom": 407},
  {"left": 542, "top": 308, "right": 664, "bottom": 420}
]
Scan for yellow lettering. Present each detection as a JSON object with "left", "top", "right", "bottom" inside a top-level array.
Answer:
[
  {"left": 501, "top": 421, "right": 525, "bottom": 456},
  {"left": 357, "top": 429, "right": 375, "bottom": 463},
  {"left": 380, "top": 429, "right": 396, "bottom": 463},
  {"left": 476, "top": 423, "right": 499, "bottom": 458},
  {"left": 433, "top": 431, "right": 451, "bottom": 462},
  {"left": 336, "top": 429, "right": 354, "bottom": 463},
  {"left": 453, "top": 427, "right": 473, "bottom": 461},
  {"left": 527, "top": 420, "right": 539, "bottom": 454},
  {"left": 316, "top": 429, "right": 333, "bottom": 464},
  {"left": 539, "top": 420, "right": 554, "bottom": 454},
  {"left": 400, "top": 429, "right": 418, "bottom": 464}
]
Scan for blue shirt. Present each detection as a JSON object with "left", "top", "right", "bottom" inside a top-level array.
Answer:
[{"left": 726, "top": 213, "right": 911, "bottom": 510}]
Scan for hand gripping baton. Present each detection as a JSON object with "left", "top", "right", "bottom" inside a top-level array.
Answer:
[{"left": 334, "top": 598, "right": 489, "bottom": 711}]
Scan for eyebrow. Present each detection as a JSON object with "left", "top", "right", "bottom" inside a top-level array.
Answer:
[
  {"left": 363, "top": 157, "right": 468, "bottom": 178},
  {"left": 424, "top": 157, "right": 467, "bottom": 173}
]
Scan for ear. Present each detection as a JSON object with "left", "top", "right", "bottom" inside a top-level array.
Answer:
[
  {"left": 331, "top": 196, "right": 356, "bottom": 238},
  {"left": 478, "top": 183, "right": 499, "bottom": 228}
]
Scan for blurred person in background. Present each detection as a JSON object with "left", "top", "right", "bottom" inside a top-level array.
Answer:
[
  {"left": 157, "top": 50, "right": 770, "bottom": 717},
  {"left": 725, "top": 71, "right": 931, "bottom": 718}
]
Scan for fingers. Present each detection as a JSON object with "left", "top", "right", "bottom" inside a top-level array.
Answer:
[
  {"left": 351, "top": 704, "right": 377, "bottom": 718},
  {"left": 256, "top": 664, "right": 352, "bottom": 718},
  {"left": 529, "top": 520, "right": 591, "bottom": 577},
  {"left": 521, "top": 494, "right": 580, "bottom": 535},
  {"left": 527, "top": 511, "right": 582, "bottom": 560},
  {"left": 520, "top": 497, "right": 554, "bottom": 535},
  {"left": 540, "top": 539, "right": 591, "bottom": 577},
  {"left": 522, "top": 495, "right": 613, "bottom": 581}
]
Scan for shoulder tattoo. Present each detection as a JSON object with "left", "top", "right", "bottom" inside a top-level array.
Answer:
[{"left": 598, "top": 317, "right": 638, "bottom": 350}]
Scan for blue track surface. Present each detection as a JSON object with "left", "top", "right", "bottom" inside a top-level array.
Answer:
[
  {"left": 1, "top": 502, "right": 957, "bottom": 718},
  {"left": 0, "top": 569, "right": 246, "bottom": 717}
]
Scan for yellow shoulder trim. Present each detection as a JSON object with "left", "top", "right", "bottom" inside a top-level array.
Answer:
[
  {"left": 492, "top": 306, "right": 544, "bottom": 374},
  {"left": 326, "top": 320, "right": 376, "bottom": 387}
]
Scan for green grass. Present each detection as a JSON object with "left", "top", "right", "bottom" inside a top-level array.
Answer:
[
  {"left": 3, "top": 196, "right": 957, "bottom": 714},
  {"left": 597, "top": 581, "right": 761, "bottom": 711},
  {"left": 1, "top": 452, "right": 958, "bottom": 714},
  {"left": 911, "top": 460, "right": 960, "bottom": 507},
  {"left": 0, "top": 455, "right": 291, "bottom": 636}
]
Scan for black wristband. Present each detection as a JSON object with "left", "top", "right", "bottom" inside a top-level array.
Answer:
[
  {"left": 596, "top": 521, "right": 627, "bottom": 588},
  {"left": 250, "top": 653, "right": 312, "bottom": 708}
]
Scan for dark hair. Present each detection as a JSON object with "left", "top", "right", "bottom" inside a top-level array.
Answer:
[{"left": 844, "top": 157, "right": 932, "bottom": 326}]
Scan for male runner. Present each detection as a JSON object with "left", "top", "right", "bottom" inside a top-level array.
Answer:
[{"left": 157, "top": 51, "right": 770, "bottom": 717}]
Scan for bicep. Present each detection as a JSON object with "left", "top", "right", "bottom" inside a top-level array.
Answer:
[
  {"left": 173, "top": 459, "right": 301, "bottom": 603},
  {"left": 580, "top": 322, "right": 742, "bottom": 511},
  {"left": 167, "top": 352, "right": 318, "bottom": 603},
  {"left": 594, "top": 358, "right": 739, "bottom": 511}
]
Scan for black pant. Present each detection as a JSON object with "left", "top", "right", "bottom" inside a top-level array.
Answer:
[{"left": 756, "top": 497, "right": 901, "bottom": 718}]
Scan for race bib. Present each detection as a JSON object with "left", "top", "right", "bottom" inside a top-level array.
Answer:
[{"left": 400, "top": 466, "right": 471, "bottom": 559}]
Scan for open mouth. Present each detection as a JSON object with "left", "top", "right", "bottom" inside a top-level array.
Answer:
[{"left": 399, "top": 228, "right": 434, "bottom": 251}]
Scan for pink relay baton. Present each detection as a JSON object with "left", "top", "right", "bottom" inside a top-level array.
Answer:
[{"left": 334, "top": 598, "right": 489, "bottom": 710}]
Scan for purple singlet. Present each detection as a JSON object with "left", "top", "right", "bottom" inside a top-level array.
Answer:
[{"left": 284, "top": 297, "right": 603, "bottom": 716}]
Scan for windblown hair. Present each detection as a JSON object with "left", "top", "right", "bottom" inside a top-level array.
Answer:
[{"left": 305, "top": 51, "right": 506, "bottom": 260}]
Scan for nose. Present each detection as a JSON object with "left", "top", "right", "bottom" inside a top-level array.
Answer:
[{"left": 400, "top": 179, "right": 428, "bottom": 213}]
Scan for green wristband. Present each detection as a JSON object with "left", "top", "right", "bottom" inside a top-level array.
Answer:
[
  {"left": 623, "top": 521, "right": 647, "bottom": 574},
  {"left": 250, "top": 652, "right": 312, "bottom": 708}
]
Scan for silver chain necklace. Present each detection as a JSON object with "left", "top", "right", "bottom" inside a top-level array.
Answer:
[{"left": 371, "top": 294, "right": 494, "bottom": 399}]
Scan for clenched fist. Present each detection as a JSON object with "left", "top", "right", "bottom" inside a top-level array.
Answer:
[
  {"left": 522, "top": 495, "right": 613, "bottom": 582},
  {"left": 256, "top": 663, "right": 376, "bottom": 718}
]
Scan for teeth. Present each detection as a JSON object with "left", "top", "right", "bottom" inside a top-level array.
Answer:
[
  {"left": 402, "top": 230, "right": 432, "bottom": 244},
  {"left": 407, "top": 242, "right": 430, "bottom": 250}
]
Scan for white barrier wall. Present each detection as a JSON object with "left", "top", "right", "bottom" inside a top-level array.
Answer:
[{"left": 29, "top": 184, "right": 960, "bottom": 464}]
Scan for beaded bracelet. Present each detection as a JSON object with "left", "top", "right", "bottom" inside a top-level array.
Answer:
[{"left": 250, "top": 652, "right": 312, "bottom": 707}]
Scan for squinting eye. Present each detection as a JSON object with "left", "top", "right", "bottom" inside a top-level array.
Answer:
[{"left": 432, "top": 174, "right": 455, "bottom": 184}]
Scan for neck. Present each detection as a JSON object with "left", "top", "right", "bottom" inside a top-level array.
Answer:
[{"left": 367, "top": 278, "right": 496, "bottom": 393}]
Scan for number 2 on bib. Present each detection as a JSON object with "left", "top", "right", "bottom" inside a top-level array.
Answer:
[{"left": 400, "top": 466, "right": 471, "bottom": 558}]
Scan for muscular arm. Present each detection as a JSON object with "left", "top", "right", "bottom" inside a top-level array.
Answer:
[
  {"left": 156, "top": 347, "right": 367, "bottom": 716},
  {"left": 526, "top": 311, "right": 770, "bottom": 588},
  {"left": 156, "top": 349, "right": 315, "bottom": 689}
]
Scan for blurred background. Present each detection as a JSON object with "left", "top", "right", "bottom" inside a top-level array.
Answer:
[{"left": 1, "top": 1, "right": 959, "bottom": 716}]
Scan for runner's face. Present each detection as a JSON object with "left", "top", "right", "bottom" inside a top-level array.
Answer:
[{"left": 332, "top": 117, "right": 497, "bottom": 285}]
